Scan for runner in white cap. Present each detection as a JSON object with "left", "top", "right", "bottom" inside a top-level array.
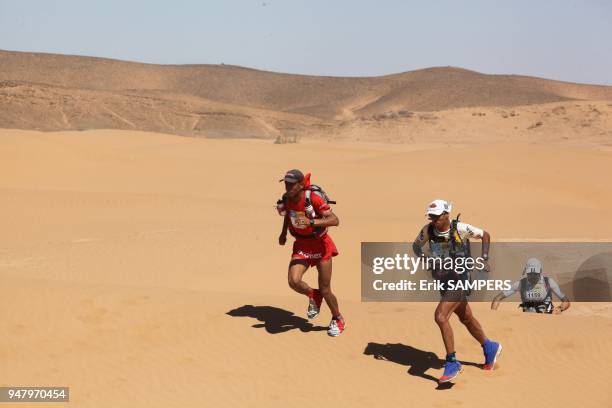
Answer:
[
  {"left": 412, "top": 199, "right": 501, "bottom": 383},
  {"left": 491, "top": 258, "right": 570, "bottom": 314}
]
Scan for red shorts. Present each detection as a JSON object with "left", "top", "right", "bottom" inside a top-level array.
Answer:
[{"left": 291, "top": 234, "right": 339, "bottom": 266}]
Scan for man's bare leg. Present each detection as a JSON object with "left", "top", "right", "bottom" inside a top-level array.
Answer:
[
  {"left": 316, "top": 258, "right": 340, "bottom": 317},
  {"left": 454, "top": 302, "right": 487, "bottom": 344},
  {"left": 434, "top": 300, "right": 464, "bottom": 354},
  {"left": 288, "top": 259, "right": 311, "bottom": 295}
]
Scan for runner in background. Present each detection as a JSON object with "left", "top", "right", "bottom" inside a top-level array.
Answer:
[{"left": 491, "top": 258, "right": 570, "bottom": 314}]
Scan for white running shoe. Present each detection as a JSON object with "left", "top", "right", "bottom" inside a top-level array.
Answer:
[
  {"left": 307, "top": 290, "right": 323, "bottom": 320},
  {"left": 327, "top": 317, "right": 346, "bottom": 337}
]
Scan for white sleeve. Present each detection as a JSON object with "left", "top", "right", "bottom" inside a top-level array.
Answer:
[
  {"left": 456, "top": 222, "right": 484, "bottom": 239},
  {"left": 547, "top": 278, "right": 566, "bottom": 299},
  {"left": 502, "top": 280, "right": 521, "bottom": 298}
]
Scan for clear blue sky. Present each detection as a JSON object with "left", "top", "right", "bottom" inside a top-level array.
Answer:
[{"left": 1, "top": 0, "right": 611, "bottom": 84}]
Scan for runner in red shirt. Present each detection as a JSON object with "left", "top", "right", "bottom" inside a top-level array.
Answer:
[{"left": 278, "top": 169, "right": 345, "bottom": 337}]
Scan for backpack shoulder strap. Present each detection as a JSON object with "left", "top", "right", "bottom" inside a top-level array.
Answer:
[
  {"left": 451, "top": 214, "right": 461, "bottom": 238},
  {"left": 449, "top": 214, "right": 464, "bottom": 250},
  {"left": 305, "top": 189, "right": 312, "bottom": 206}
]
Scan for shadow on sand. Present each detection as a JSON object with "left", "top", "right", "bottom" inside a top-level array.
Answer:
[
  {"left": 363, "top": 342, "right": 481, "bottom": 390},
  {"left": 227, "top": 305, "right": 328, "bottom": 334}
]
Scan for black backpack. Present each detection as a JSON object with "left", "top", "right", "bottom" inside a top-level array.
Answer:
[
  {"left": 304, "top": 185, "right": 336, "bottom": 207},
  {"left": 278, "top": 185, "right": 336, "bottom": 238},
  {"left": 427, "top": 213, "right": 471, "bottom": 259}
]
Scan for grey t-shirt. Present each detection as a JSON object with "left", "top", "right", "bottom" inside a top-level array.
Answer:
[{"left": 503, "top": 276, "right": 566, "bottom": 300}]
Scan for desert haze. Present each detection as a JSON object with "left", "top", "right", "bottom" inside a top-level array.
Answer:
[{"left": 1, "top": 51, "right": 612, "bottom": 407}]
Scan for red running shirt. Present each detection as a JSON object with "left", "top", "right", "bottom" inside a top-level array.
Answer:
[{"left": 284, "top": 190, "right": 330, "bottom": 239}]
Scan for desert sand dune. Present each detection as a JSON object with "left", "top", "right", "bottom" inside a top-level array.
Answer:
[
  {"left": 1, "top": 129, "right": 611, "bottom": 407},
  {"left": 2, "top": 50, "right": 612, "bottom": 139}
]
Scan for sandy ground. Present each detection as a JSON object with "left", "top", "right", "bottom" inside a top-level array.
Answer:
[{"left": 2, "top": 129, "right": 612, "bottom": 407}]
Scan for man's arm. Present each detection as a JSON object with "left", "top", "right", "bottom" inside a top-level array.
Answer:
[
  {"left": 481, "top": 230, "right": 490, "bottom": 258},
  {"left": 468, "top": 226, "right": 490, "bottom": 271},
  {"left": 459, "top": 223, "right": 490, "bottom": 259},
  {"left": 491, "top": 292, "right": 507, "bottom": 310},
  {"left": 549, "top": 278, "right": 571, "bottom": 314},
  {"left": 412, "top": 226, "right": 427, "bottom": 257},
  {"left": 491, "top": 280, "right": 519, "bottom": 310},
  {"left": 278, "top": 215, "right": 289, "bottom": 245},
  {"left": 293, "top": 208, "right": 339, "bottom": 228},
  {"left": 293, "top": 192, "right": 339, "bottom": 228},
  {"left": 412, "top": 242, "right": 424, "bottom": 257},
  {"left": 553, "top": 297, "right": 571, "bottom": 314},
  {"left": 312, "top": 209, "right": 339, "bottom": 227}
]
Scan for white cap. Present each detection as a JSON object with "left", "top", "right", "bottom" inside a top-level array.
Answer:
[
  {"left": 426, "top": 199, "right": 452, "bottom": 216},
  {"left": 524, "top": 258, "right": 543, "bottom": 274}
]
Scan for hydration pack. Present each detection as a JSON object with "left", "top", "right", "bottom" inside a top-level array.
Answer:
[
  {"left": 427, "top": 213, "right": 471, "bottom": 259},
  {"left": 426, "top": 213, "right": 473, "bottom": 295},
  {"left": 276, "top": 179, "right": 336, "bottom": 217},
  {"left": 275, "top": 176, "right": 336, "bottom": 238},
  {"left": 304, "top": 185, "right": 336, "bottom": 207}
]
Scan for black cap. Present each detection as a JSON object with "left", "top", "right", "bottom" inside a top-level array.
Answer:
[{"left": 279, "top": 169, "right": 304, "bottom": 183}]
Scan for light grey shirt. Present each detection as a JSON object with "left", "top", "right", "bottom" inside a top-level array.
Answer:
[{"left": 503, "top": 276, "right": 566, "bottom": 300}]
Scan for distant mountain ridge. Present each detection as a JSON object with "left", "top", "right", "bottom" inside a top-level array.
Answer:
[{"left": 1, "top": 49, "right": 611, "bottom": 138}]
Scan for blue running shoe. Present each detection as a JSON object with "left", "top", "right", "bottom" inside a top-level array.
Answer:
[
  {"left": 439, "top": 361, "right": 463, "bottom": 383},
  {"left": 482, "top": 340, "right": 502, "bottom": 370}
]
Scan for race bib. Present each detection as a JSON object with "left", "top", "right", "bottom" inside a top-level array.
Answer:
[
  {"left": 524, "top": 282, "right": 547, "bottom": 301},
  {"left": 289, "top": 210, "right": 307, "bottom": 229}
]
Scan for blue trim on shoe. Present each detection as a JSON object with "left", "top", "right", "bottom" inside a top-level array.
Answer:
[
  {"left": 483, "top": 340, "right": 502, "bottom": 369},
  {"left": 439, "top": 361, "right": 463, "bottom": 383}
]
